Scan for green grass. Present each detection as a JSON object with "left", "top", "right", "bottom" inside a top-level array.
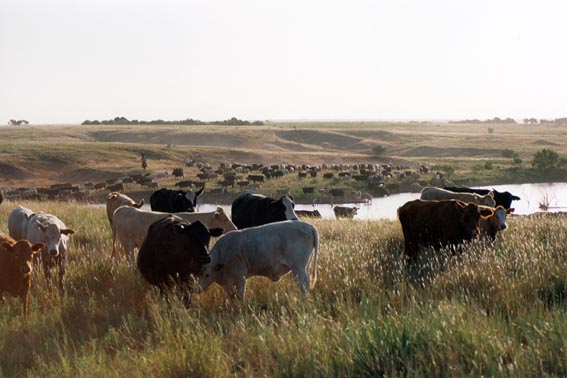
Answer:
[{"left": 1, "top": 201, "right": 567, "bottom": 376}]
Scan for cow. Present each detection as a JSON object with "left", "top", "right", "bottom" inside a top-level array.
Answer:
[
  {"left": 295, "top": 209, "right": 322, "bottom": 218},
  {"left": 106, "top": 192, "right": 144, "bottom": 228},
  {"left": 197, "top": 220, "right": 319, "bottom": 301},
  {"left": 0, "top": 189, "right": 3, "bottom": 205},
  {"left": 26, "top": 212, "right": 74, "bottom": 292},
  {"left": 478, "top": 205, "right": 514, "bottom": 241},
  {"left": 150, "top": 188, "right": 203, "bottom": 213},
  {"left": 0, "top": 233, "right": 44, "bottom": 316},
  {"left": 112, "top": 206, "right": 236, "bottom": 261},
  {"left": 231, "top": 193, "right": 298, "bottom": 229},
  {"left": 333, "top": 206, "right": 358, "bottom": 219},
  {"left": 444, "top": 186, "right": 520, "bottom": 209},
  {"left": 107, "top": 183, "right": 124, "bottom": 192},
  {"left": 397, "top": 199, "right": 494, "bottom": 261},
  {"left": 8, "top": 205, "right": 35, "bottom": 241},
  {"left": 420, "top": 187, "right": 496, "bottom": 207},
  {"left": 137, "top": 216, "right": 223, "bottom": 304},
  {"left": 172, "top": 168, "right": 184, "bottom": 177},
  {"left": 330, "top": 188, "right": 345, "bottom": 199}
]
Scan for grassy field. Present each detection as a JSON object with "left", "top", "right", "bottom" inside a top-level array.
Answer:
[
  {"left": 1, "top": 200, "right": 567, "bottom": 377},
  {"left": 1, "top": 122, "right": 567, "bottom": 190}
]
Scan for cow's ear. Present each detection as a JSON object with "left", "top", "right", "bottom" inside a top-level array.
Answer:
[
  {"left": 37, "top": 221, "right": 48, "bottom": 232},
  {"left": 214, "top": 264, "right": 224, "bottom": 272},
  {"left": 507, "top": 208, "right": 515, "bottom": 214},
  {"left": 512, "top": 195, "right": 521, "bottom": 201},
  {"left": 213, "top": 211, "right": 220, "bottom": 219},
  {"left": 1, "top": 242, "right": 13, "bottom": 252},
  {"left": 135, "top": 199, "right": 144, "bottom": 208},
  {"left": 209, "top": 228, "right": 224, "bottom": 237},
  {"left": 62, "top": 229, "right": 75, "bottom": 236},
  {"left": 479, "top": 208, "right": 494, "bottom": 217},
  {"left": 32, "top": 243, "right": 44, "bottom": 254},
  {"left": 195, "top": 187, "right": 204, "bottom": 196}
]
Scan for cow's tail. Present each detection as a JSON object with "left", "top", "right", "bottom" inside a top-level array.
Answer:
[{"left": 309, "top": 225, "right": 319, "bottom": 289}]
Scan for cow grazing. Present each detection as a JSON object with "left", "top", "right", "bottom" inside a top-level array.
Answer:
[
  {"left": 421, "top": 187, "right": 496, "bottom": 207},
  {"left": 106, "top": 192, "right": 144, "bottom": 228},
  {"left": 231, "top": 193, "right": 298, "bottom": 229},
  {"left": 26, "top": 212, "right": 74, "bottom": 291},
  {"left": 137, "top": 216, "right": 223, "bottom": 303},
  {"left": 444, "top": 186, "right": 520, "bottom": 209},
  {"left": 198, "top": 220, "right": 319, "bottom": 301},
  {"left": 397, "top": 199, "right": 494, "bottom": 261},
  {"left": 8, "top": 205, "right": 35, "bottom": 241},
  {"left": 295, "top": 209, "right": 322, "bottom": 218},
  {"left": 150, "top": 188, "right": 203, "bottom": 213},
  {"left": 479, "top": 205, "right": 514, "bottom": 241},
  {"left": 333, "top": 206, "right": 358, "bottom": 219},
  {"left": 112, "top": 206, "right": 236, "bottom": 261},
  {"left": 0, "top": 233, "right": 44, "bottom": 316}
]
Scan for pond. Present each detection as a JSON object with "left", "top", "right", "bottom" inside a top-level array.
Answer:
[{"left": 195, "top": 182, "right": 567, "bottom": 221}]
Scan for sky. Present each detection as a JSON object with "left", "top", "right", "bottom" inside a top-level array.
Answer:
[{"left": 1, "top": 0, "right": 566, "bottom": 124}]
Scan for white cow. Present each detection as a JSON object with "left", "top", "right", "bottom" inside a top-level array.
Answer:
[
  {"left": 105, "top": 192, "right": 144, "bottom": 227},
  {"left": 198, "top": 220, "right": 319, "bottom": 301},
  {"left": 26, "top": 212, "right": 74, "bottom": 291},
  {"left": 112, "top": 206, "right": 237, "bottom": 261},
  {"left": 420, "top": 187, "right": 496, "bottom": 207},
  {"left": 8, "top": 205, "right": 35, "bottom": 240}
]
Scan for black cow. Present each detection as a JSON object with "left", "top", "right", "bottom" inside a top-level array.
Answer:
[
  {"left": 137, "top": 216, "right": 223, "bottom": 302},
  {"left": 150, "top": 188, "right": 204, "bottom": 213},
  {"left": 444, "top": 187, "right": 520, "bottom": 209},
  {"left": 231, "top": 193, "right": 298, "bottom": 229}
]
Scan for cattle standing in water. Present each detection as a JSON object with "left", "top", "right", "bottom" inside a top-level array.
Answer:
[
  {"left": 106, "top": 192, "right": 144, "bottom": 228},
  {"left": 444, "top": 186, "right": 520, "bottom": 209},
  {"left": 231, "top": 193, "right": 297, "bottom": 229},
  {"left": 397, "top": 199, "right": 494, "bottom": 262},
  {"left": 0, "top": 233, "right": 44, "bottom": 316},
  {"left": 198, "top": 220, "right": 319, "bottom": 301},
  {"left": 420, "top": 187, "right": 496, "bottom": 207},
  {"left": 8, "top": 205, "right": 36, "bottom": 241},
  {"left": 26, "top": 213, "right": 74, "bottom": 292},
  {"left": 333, "top": 206, "right": 358, "bottom": 219},
  {"left": 137, "top": 216, "right": 222, "bottom": 304},
  {"left": 150, "top": 188, "right": 203, "bottom": 213},
  {"left": 112, "top": 206, "right": 236, "bottom": 261}
]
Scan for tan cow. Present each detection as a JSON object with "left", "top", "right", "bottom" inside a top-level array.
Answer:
[
  {"left": 106, "top": 192, "right": 144, "bottom": 227},
  {"left": 420, "top": 187, "right": 496, "bottom": 207},
  {"left": 0, "top": 233, "right": 44, "bottom": 316},
  {"left": 112, "top": 206, "right": 236, "bottom": 261}
]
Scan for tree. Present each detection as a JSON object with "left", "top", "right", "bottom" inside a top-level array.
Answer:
[
  {"left": 532, "top": 149, "right": 566, "bottom": 170},
  {"left": 371, "top": 145, "right": 386, "bottom": 156}
]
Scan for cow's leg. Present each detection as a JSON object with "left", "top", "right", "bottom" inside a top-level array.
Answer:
[
  {"left": 58, "top": 255, "right": 66, "bottom": 294},
  {"left": 293, "top": 268, "right": 310, "bottom": 294},
  {"left": 235, "top": 276, "right": 247, "bottom": 302}
]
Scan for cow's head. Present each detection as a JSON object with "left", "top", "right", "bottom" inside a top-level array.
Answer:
[
  {"left": 180, "top": 187, "right": 204, "bottom": 212},
  {"left": 458, "top": 202, "right": 493, "bottom": 238},
  {"left": 172, "top": 220, "right": 222, "bottom": 272},
  {"left": 210, "top": 207, "right": 237, "bottom": 233},
  {"left": 2, "top": 240, "right": 43, "bottom": 275},
  {"left": 274, "top": 196, "right": 298, "bottom": 221},
  {"left": 36, "top": 221, "right": 74, "bottom": 257}
]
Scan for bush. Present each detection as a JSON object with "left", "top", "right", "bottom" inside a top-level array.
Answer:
[
  {"left": 372, "top": 145, "right": 386, "bottom": 156},
  {"left": 532, "top": 149, "right": 567, "bottom": 170}
]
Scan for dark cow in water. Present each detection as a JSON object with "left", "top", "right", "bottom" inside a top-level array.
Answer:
[
  {"left": 444, "top": 186, "right": 520, "bottom": 209},
  {"left": 150, "top": 188, "right": 203, "bottom": 213},
  {"left": 137, "top": 216, "right": 223, "bottom": 303},
  {"left": 231, "top": 193, "right": 298, "bottom": 229},
  {"left": 397, "top": 199, "right": 494, "bottom": 262},
  {"left": 295, "top": 209, "right": 322, "bottom": 218}
]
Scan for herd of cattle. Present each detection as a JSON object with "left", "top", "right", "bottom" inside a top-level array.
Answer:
[{"left": 0, "top": 184, "right": 521, "bottom": 315}]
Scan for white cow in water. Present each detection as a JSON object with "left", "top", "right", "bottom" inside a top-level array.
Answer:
[
  {"left": 26, "top": 212, "right": 74, "bottom": 292},
  {"left": 420, "top": 187, "right": 496, "bottom": 207},
  {"left": 197, "top": 220, "right": 318, "bottom": 301}
]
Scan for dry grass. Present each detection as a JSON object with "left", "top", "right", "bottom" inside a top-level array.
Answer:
[{"left": 1, "top": 200, "right": 567, "bottom": 376}]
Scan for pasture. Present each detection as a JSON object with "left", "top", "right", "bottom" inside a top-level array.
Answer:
[{"left": 1, "top": 200, "right": 567, "bottom": 376}]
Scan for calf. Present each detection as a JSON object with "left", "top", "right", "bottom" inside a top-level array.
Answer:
[
  {"left": 333, "top": 206, "right": 358, "bottom": 219},
  {"left": 397, "top": 199, "right": 494, "bottom": 261},
  {"left": 0, "top": 233, "right": 43, "bottom": 316},
  {"left": 421, "top": 187, "right": 496, "bottom": 207},
  {"left": 112, "top": 206, "right": 236, "bottom": 261},
  {"left": 26, "top": 212, "right": 74, "bottom": 292},
  {"left": 198, "top": 220, "right": 319, "bottom": 301},
  {"left": 479, "top": 205, "right": 514, "bottom": 241},
  {"left": 8, "top": 205, "right": 35, "bottom": 241},
  {"left": 137, "top": 216, "right": 222, "bottom": 303}
]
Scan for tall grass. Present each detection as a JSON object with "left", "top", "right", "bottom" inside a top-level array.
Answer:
[{"left": 1, "top": 201, "right": 567, "bottom": 376}]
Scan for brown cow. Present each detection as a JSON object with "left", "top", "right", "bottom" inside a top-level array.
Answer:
[
  {"left": 0, "top": 233, "right": 44, "bottom": 316},
  {"left": 479, "top": 205, "right": 514, "bottom": 241},
  {"left": 397, "top": 199, "right": 494, "bottom": 261}
]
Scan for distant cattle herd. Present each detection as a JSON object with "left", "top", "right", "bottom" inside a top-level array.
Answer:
[{"left": 0, "top": 159, "right": 525, "bottom": 315}]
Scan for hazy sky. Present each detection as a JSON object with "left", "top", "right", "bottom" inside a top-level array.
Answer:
[{"left": 1, "top": 0, "right": 566, "bottom": 124}]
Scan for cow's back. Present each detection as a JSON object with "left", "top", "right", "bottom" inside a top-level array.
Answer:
[
  {"left": 8, "top": 206, "right": 35, "bottom": 241},
  {"left": 231, "top": 193, "right": 263, "bottom": 229}
]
